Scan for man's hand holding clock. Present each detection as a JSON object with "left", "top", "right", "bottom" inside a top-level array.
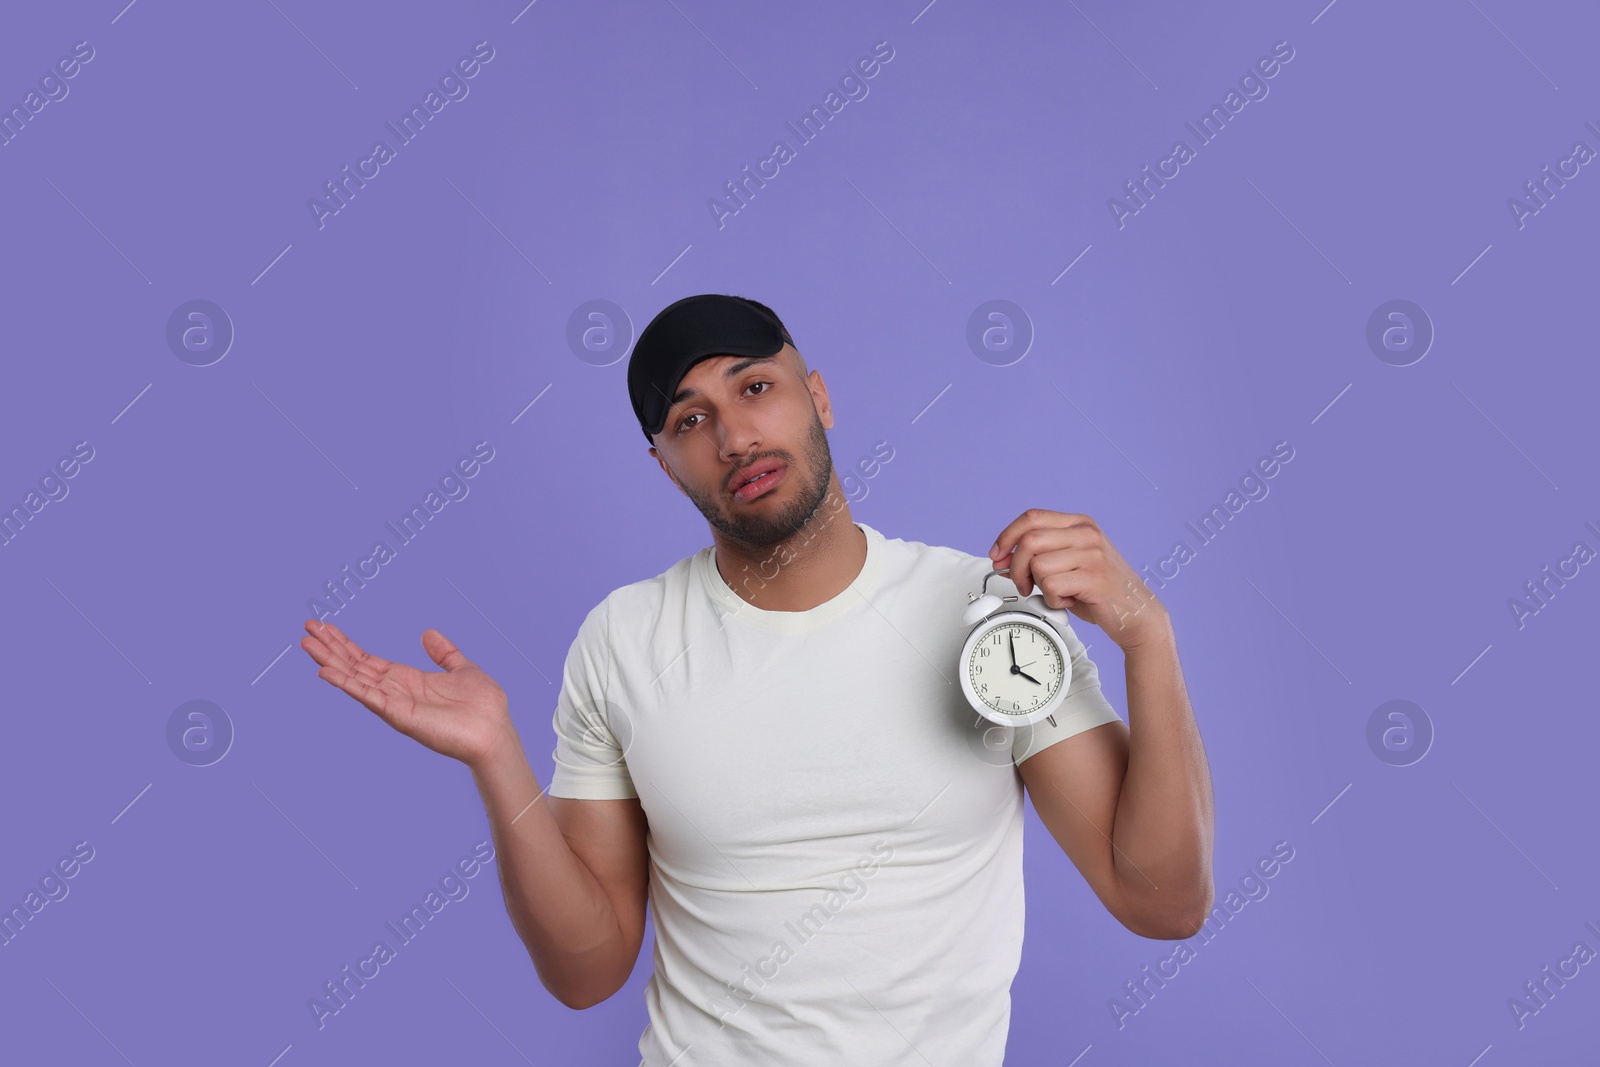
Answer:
[
  {"left": 983, "top": 510, "right": 1213, "bottom": 944},
  {"left": 988, "top": 509, "right": 1169, "bottom": 653}
]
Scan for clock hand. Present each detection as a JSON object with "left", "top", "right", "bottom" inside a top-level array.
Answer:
[
  {"left": 1016, "top": 669, "right": 1041, "bottom": 685},
  {"left": 1008, "top": 631, "right": 1016, "bottom": 666}
]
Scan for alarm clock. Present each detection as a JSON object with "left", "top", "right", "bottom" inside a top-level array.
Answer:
[{"left": 959, "top": 567, "right": 1071, "bottom": 728}]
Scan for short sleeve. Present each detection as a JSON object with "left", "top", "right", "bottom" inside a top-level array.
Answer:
[
  {"left": 1013, "top": 608, "right": 1123, "bottom": 765},
  {"left": 546, "top": 598, "right": 639, "bottom": 800}
]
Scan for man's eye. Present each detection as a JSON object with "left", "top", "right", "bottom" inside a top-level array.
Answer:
[{"left": 677, "top": 383, "right": 771, "bottom": 433}]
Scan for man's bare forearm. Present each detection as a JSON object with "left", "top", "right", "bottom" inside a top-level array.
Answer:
[
  {"left": 469, "top": 728, "right": 630, "bottom": 1007},
  {"left": 1110, "top": 615, "right": 1215, "bottom": 928}
]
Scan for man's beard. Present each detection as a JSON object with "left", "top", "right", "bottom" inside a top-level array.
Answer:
[{"left": 682, "top": 406, "right": 835, "bottom": 551}]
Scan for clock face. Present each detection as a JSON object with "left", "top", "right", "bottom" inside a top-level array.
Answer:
[{"left": 965, "top": 619, "right": 1066, "bottom": 719}]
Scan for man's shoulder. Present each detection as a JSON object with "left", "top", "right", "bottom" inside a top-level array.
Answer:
[
  {"left": 583, "top": 548, "right": 701, "bottom": 632},
  {"left": 877, "top": 525, "right": 987, "bottom": 574},
  {"left": 867, "top": 526, "right": 1001, "bottom": 613}
]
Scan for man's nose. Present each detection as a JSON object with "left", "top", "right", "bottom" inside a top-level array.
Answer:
[{"left": 716, "top": 406, "right": 762, "bottom": 459}]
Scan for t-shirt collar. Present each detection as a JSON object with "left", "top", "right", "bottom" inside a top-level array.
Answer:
[{"left": 699, "top": 521, "right": 884, "bottom": 633}]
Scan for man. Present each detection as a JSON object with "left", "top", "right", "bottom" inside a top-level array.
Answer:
[{"left": 299, "top": 293, "right": 1214, "bottom": 1065}]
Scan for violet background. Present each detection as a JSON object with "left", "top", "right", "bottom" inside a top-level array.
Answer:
[{"left": 2, "top": 1, "right": 1596, "bottom": 1064}]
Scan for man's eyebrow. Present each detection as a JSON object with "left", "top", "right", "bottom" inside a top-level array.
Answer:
[{"left": 668, "top": 355, "right": 778, "bottom": 410}]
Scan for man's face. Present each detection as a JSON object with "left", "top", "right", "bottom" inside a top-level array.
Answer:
[{"left": 648, "top": 347, "right": 836, "bottom": 550}]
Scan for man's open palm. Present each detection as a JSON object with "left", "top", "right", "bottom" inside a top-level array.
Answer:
[{"left": 300, "top": 620, "right": 512, "bottom": 768}]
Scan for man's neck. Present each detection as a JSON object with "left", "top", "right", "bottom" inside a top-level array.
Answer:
[{"left": 714, "top": 494, "right": 864, "bottom": 612}]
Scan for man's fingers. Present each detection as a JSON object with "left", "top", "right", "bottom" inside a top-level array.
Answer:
[
  {"left": 318, "top": 664, "right": 389, "bottom": 717},
  {"left": 303, "top": 620, "right": 353, "bottom": 668},
  {"left": 301, "top": 630, "right": 348, "bottom": 668},
  {"left": 315, "top": 620, "right": 363, "bottom": 665},
  {"left": 300, "top": 633, "right": 335, "bottom": 667},
  {"left": 306, "top": 619, "right": 366, "bottom": 662},
  {"left": 304, "top": 619, "right": 393, "bottom": 675},
  {"left": 1031, "top": 548, "right": 1096, "bottom": 609},
  {"left": 1004, "top": 527, "right": 1088, "bottom": 597},
  {"left": 988, "top": 510, "right": 1096, "bottom": 561},
  {"left": 300, "top": 631, "right": 382, "bottom": 686}
]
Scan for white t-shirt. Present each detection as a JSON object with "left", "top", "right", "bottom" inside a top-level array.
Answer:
[{"left": 546, "top": 520, "right": 1122, "bottom": 1066}]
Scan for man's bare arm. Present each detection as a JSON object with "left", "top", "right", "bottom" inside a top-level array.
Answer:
[
  {"left": 989, "top": 510, "right": 1215, "bottom": 938},
  {"left": 1020, "top": 617, "right": 1214, "bottom": 939},
  {"left": 299, "top": 620, "right": 648, "bottom": 1009},
  {"left": 470, "top": 729, "right": 649, "bottom": 1009}
]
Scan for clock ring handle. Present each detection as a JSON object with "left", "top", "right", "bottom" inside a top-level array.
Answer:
[
  {"left": 980, "top": 567, "right": 1019, "bottom": 598},
  {"left": 963, "top": 568, "right": 1024, "bottom": 626}
]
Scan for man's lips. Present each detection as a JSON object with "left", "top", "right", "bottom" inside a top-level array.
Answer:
[
  {"left": 731, "top": 461, "right": 786, "bottom": 500},
  {"left": 731, "top": 459, "right": 785, "bottom": 491}
]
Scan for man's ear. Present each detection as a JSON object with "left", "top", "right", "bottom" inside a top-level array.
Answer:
[
  {"left": 808, "top": 369, "right": 834, "bottom": 430},
  {"left": 649, "top": 445, "right": 688, "bottom": 497}
]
